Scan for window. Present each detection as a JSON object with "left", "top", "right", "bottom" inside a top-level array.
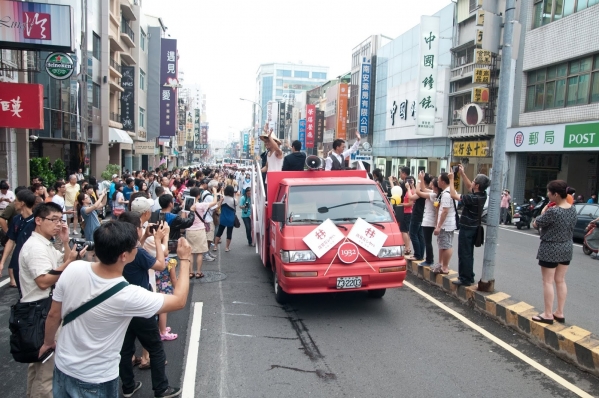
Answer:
[
  {"left": 534, "top": 0, "right": 598, "bottom": 28},
  {"left": 469, "top": 0, "right": 478, "bottom": 12},
  {"left": 525, "top": 55, "right": 598, "bottom": 111},
  {"left": 276, "top": 70, "right": 291, "bottom": 77},
  {"left": 294, "top": 70, "right": 309, "bottom": 78},
  {"left": 140, "top": 28, "right": 146, "bottom": 51},
  {"left": 140, "top": 69, "right": 146, "bottom": 90},
  {"left": 312, "top": 72, "right": 327, "bottom": 79},
  {"left": 276, "top": 89, "right": 283, "bottom": 96},
  {"left": 92, "top": 32, "right": 101, "bottom": 60},
  {"left": 92, "top": 82, "right": 100, "bottom": 108},
  {"left": 276, "top": 79, "right": 283, "bottom": 86},
  {"left": 139, "top": 107, "right": 145, "bottom": 128}
]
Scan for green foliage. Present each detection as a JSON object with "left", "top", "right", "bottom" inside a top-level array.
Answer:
[
  {"left": 52, "top": 159, "right": 66, "bottom": 182},
  {"left": 101, "top": 164, "right": 121, "bottom": 181},
  {"left": 30, "top": 157, "right": 56, "bottom": 187}
]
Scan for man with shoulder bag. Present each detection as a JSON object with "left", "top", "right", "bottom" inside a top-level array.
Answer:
[
  {"left": 448, "top": 165, "right": 489, "bottom": 287},
  {"left": 14, "top": 203, "right": 85, "bottom": 398}
]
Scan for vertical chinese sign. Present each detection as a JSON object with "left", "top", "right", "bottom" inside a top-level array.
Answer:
[
  {"left": 416, "top": 16, "right": 440, "bottom": 136},
  {"left": 298, "top": 119, "right": 306, "bottom": 150},
  {"left": 200, "top": 123, "right": 208, "bottom": 145},
  {"left": 358, "top": 60, "right": 371, "bottom": 138},
  {"left": 278, "top": 102, "right": 286, "bottom": 141},
  {"left": 185, "top": 111, "right": 193, "bottom": 141},
  {"left": 315, "top": 110, "right": 324, "bottom": 145},
  {"left": 192, "top": 109, "right": 200, "bottom": 148},
  {"left": 243, "top": 131, "right": 249, "bottom": 154},
  {"left": 337, "top": 83, "right": 348, "bottom": 140},
  {"left": 160, "top": 38, "right": 177, "bottom": 137},
  {"left": 120, "top": 66, "right": 135, "bottom": 131},
  {"left": 305, "top": 104, "right": 316, "bottom": 149}
]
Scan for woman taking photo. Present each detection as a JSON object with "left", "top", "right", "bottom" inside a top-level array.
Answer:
[
  {"left": 214, "top": 185, "right": 237, "bottom": 252},
  {"left": 188, "top": 187, "right": 219, "bottom": 279},
  {"left": 77, "top": 189, "right": 107, "bottom": 256},
  {"left": 240, "top": 187, "right": 253, "bottom": 246},
  {"left": 111, "top": 183, "right": 128, "bottom": 218},
  {"left": 531, "top": 180, "right": 577, "bottom": 325},
  {"left": 414, "top": 172, "right": 439, "bottom": 268}
]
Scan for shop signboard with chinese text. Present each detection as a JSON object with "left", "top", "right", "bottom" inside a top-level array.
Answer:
[
  {"left": 315, "top": 110, "right": 324, "bottom": 144},
  {"left": 278, "top": 102, "right": 286, "bottom": 140},
  {"left": 0, "top": 82, "right": 43, "bottom": 129},
  {"left": 358, "top": 59, "right": 371, "bottom": 138},
  {"left": 506, "top": 122, "right": 599, "bottom": 152},
  {"left": 135, "top": 142, "right": 157, "bottom": 155},
  {"left": 160, "top": 39, "right": 178, "bottom": 137},
  {"left": 193, "top": 109, "right": 200, "bottom": 144},
  {"left": 305, "top": 104, "right": 315, "bottom": 148},
  {"left": 473, "top": 68, "right": 490, "bottom": 84},
  {"left": 452, "top": 140, "right": 489, "bottom": 157},
  {"left": 0, "top": 1, "right": 74, "bottom": 52},
  {"left": 243, "top": 131, "right": 249, "bottom": 153},
  {"left": 199, "top": 123, "right": 208, "bottom": 147},
  {"left": 416, "top": 16, "right": 440, "bottom": 136},
  {"left": 120, "top": 65, "right": 135, "bottom": 131},
  {"left": 474, "top": 49, "right": 492, "bottom": 65},
  {"left": 185, "top": 111, "right": 193, "bottom": 142},
  {"left": 336, "top": 83, "right": 348, "bottom": 140},
  {"left": 298, "top": 119, "right": 306, "bottom": 150},
  {"left": 472, "top": 87, "right": 489, "bottom": 103}
]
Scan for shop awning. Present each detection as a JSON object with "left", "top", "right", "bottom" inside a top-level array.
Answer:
[{"left": 109, "top": 128, "right": 134, "bottom": 144}]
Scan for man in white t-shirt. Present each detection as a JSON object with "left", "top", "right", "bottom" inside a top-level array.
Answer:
[
  {"left": 433, "top": 173, "right": 457, "bottom": 274},
  {"left": 201, "top": 180, "right": 220, "bottom": 260},
  {"left": 0, "top": 180, "right": 15, "bottom": 214},
  {"left": 64, "top": 175, "right": 80, "bottom": 235},
  {"left": 39, "top": 221, "right": 192, "bottom": 397},
  {"left": 20, "top": 202, "right": 82, "bottom": 397}
]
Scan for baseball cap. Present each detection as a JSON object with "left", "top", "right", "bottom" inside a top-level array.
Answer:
[
  {"left": 112, "top": 174, "right": 119, "bottom": 179},
  {"left": 200, "top": 178, "right": 210, "bottom": 185},
  {"left": 130, "top": 197, "right": 154, "bottom": 213}
]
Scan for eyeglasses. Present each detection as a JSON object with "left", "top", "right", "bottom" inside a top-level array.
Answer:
[{"left": 42, "top": 217, "right": 63, "bottom": 224}]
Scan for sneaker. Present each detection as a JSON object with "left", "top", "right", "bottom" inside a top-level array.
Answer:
[
  {"left": 72, "top": 230, "right": 78, "bottom": 235},
  {"left": 123, "top": 381, "right": 142, "bottom": 397},
  {"left": 155, "top": 386, "right": 181, "bottom": 398},
  {"left": 208, "top": 252, "right": 217, "bottom": 259},
  {"left": 203, "top": 255, "right": 215, "bottom": 262}
]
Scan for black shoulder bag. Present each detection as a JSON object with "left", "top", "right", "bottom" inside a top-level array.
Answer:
[
  {"left": 9, "top": 281, "right": 128, "bottom": 363},
  {"left": 475, "top": 196, "right": 485, "bottom": 247}
]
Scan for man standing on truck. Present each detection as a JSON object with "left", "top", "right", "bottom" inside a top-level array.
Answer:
[
  {"left": 259, "top": 124, "right": 283, "bottom": 175},
  {"left": 325, "top": 132, "right": 361, "bottom": 171},
  {"left": 282, "top": 140, "right": 307, "bottom": 171}
]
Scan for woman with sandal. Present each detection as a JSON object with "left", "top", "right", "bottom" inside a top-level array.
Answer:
[
  {"left": 214, "top": 185, "right": 237, "bottom": 253},
  {"left": 531, "top": 180, "right": 577, "bottom": 325},
  {"left": 188, "top": 186, "right": 220, "bottom": 279}
]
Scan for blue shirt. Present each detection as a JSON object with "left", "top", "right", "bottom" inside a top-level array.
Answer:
[
  {"left": 7, "top": 214, "right": 36, "bottom": 270},
  {"left": 122, "top": 247, "right": 155, "bottom": 291},
  {"left": 240, "top": 196, "right": 251, "bottom": 218},
  {"left": 122, "top": 186, "right": 137, "bottom": 201}
]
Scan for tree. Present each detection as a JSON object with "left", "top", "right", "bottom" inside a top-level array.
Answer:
[
  {"left": 30, "top": 157, "right": 56, "bottom": 188},
  {"left": 52, "top": 159, "right": 66, "bottom": 183},
  {"left": 101, "top": 164, "right": 121, "bottom": 181}
]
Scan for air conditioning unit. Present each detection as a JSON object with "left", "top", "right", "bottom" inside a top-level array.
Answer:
[{"left": 453, "top": 110, "right": 461, "bottom": 120}]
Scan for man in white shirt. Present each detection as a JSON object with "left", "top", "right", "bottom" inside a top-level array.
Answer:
[
  {"left": 20, "top": 202, "right": 82, "bottom": 398},
  {"left": 325, "top": 131, "right": 361, "bottom": 171},
  {"left": 433, "top": 173, "right": 457, "bottom": 274},
  {"left": 160, "top": 177, "right": 172, "bottom": 196},
  {"left": 64, "top": 175, "right": 80, "bottom": 235},
  {"left": 40, "top": 221, "right": 192, "bottom": 398},
  {"left": 0, "top": 180, "right": 15, "bottom": 215},
  {"left": 75, "top": 169, "right": 85, "bottom": 182},
  {"left": 201, "top": 180, "right": 220, "bottom": 260}
]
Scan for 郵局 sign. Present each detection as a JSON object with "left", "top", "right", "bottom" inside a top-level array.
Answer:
[
  {"left": 506, "top": 122, "right": 599, "bottom": 152},
  {"left": 0, "top": 82, "right": 44, "bottom": 129},
  {"left": 45, "top": 52, "right": 74, "bottom": 80},
  {"left": 0, "top": 1, "right": 74, "bottom": 52}
]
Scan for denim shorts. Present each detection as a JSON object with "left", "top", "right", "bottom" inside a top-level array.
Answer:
[
  {"left": 53, "top": 366, "right": 119, "bottom": 398},
  {"left": 437, "top": 229, "right": 454, "bottom": 249}
]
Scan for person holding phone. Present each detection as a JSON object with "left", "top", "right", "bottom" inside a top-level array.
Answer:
[
  {"left": 187, "top": 187, "right": 220, "bottom": 279},
  {"left": 397, "top": 177, "right": 415, "bottom": 257},
  {"left": 240, "top": 187, "right": 253, "bottom": 246}
]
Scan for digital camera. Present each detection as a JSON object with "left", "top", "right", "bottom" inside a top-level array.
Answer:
[{"left": 70, "top": 238, "right": 95, "bottom": 252}]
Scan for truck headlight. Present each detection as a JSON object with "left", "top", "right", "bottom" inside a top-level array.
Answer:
[
  {"left": 280, "top": 250, "right": 317, "bottom": 263},
  {"left": 377, "top": 246, "right": 404, "bottom": 258}
]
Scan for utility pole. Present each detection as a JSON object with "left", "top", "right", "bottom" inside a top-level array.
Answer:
[{"left": 479, "top": 0, "right": 516, "bottom": 291}]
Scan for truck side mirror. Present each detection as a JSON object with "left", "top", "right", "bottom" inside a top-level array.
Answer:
[{"left": 272, "top": 202, "right": 286, "bottom": 223}]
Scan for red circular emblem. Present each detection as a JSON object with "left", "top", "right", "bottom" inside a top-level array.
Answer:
[{"left": 338, "top": 242, "right": 359, "bottom": 264}]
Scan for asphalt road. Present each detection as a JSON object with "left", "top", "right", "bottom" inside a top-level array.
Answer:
[{"left": 0, "top": 223, "right": 598, "bottom": 397}]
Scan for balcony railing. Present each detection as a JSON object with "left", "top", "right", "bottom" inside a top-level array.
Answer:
[
  {"left": 110, "top": 112, "right": 121, "bottom": 122},
  {"left": 121, "top": 20, "right": 135, "bottom": 42},
  {"left": 110, "top": 58, "right": 121, "bottom": 73}
]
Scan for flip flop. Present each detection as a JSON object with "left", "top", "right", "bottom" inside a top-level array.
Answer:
[
  {"left": 432, "top": 268, "right": 449, "bottom": 274},
  {"left": 225, "top": 248, "right": 230, "bottom": 252},
  {"left": 532, "top": 315, "right": 554, "bottom": 325},
  {"left": 553, "top": 314, "right": 565, "bottom": 323},
  {"left": 189, "top": 273, "right": 194, "bottom": 279},
  {"left": 196, "top": 272, "right": 204, "bottom": 279}
]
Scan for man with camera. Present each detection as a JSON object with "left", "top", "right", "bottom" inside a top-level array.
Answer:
[
  {"left": 448, "top": 165, "right": 489, "bottom": 286},
  {"left": 152, "top": 194, "right": 195, "bottom": 241},
  {"left": 19, "top": 203, "right": 85, "bottom": 397}
]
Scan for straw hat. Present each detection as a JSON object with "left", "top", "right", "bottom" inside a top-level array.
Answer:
[{"left": 259, "top": 132, "right": 282, "bottom": 144}]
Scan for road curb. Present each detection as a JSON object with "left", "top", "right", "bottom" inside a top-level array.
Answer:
[{"left": 406, "top": 258, "right": 599, "bottom": 377}]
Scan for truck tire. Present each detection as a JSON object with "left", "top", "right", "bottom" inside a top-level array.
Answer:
[
  {"left": 367, "top": 289, "right": 386, "bottom": 298},
  {"left": 273, "top": 269, "right": 289, "bottom": 304}
]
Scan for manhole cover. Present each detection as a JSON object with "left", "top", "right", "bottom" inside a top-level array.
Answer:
[{"left": 198, "top": 271, "right": 227, "bottom": 283}]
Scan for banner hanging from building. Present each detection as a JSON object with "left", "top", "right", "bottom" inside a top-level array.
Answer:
[
  {"left": 0, "top": 82, "right": 44, "bottom": 129},
  {"left": 185, "top": 111, "right": 193, "bottom": 141},
  {"left": 337, "top": 83, "right": 348, "bottom": 140},
  {"left": 159, "top": 38, "right": 178, "bottom": 137},
  {"left": 0, "top": 1, "right": 74, "bottom": 52},
  {"left": 298, "top": 119, "right": 306, "bottom": 150},
  {"left": 278, "top": 102, "right": 286, "bottom": 140},
  {"left": 306, "top": 104, "right": 316, "bottom": 149},
  {"left": 120, "top": 65, "right": 135, "bottom": 131},
  {"left": 192, "top": 109, "right": 200, "bottom": 145},
  {"left": 243, "top": 131, "right": 249, "bottom": 153},
  {"left": 358, "top": 59, "right": 371, "bottom": 138},
  {"left": 416, "top": 16, "right": 440, "bottom": 136},
  {"left": 315, "top": 110, "right": 324, "bottom": 144},
  {"left": 200, "top": 122, "right": 208, "bottom": 147}
]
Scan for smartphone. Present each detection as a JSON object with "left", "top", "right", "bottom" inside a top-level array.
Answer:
[
  {"left": 158, "top": 213, "right": 166, "bottom": 223},
  {"left": 40, "top": 349, "right": 54, "bottom": 364},
  {"left": 168, "top": 240, "right": 178, "bottom": 253},
  {"left": 453, "top": 165, "right": 460, "bottom": 174}
]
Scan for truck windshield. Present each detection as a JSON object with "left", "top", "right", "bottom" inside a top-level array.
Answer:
[{"left": 287, "top": 184, "right": 393, "bottom": 224}]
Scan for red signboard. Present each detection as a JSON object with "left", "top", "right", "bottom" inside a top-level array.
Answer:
[
  {"left": 305, "top": 104, "right": 316, "bottom": 149},
  {"left": 0, "top": 82, "right": 44, "bottom": 129}
]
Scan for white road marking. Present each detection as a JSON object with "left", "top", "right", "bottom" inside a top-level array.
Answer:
[
  {"left": 218, "top": 247, "right": 230, "bottom": 398},
  {"left": 0, "top": 278, "right": 10, "bottom": 288},
  {"left": 497, "top": 226, "right": 583, "bottom": 247},
  {"left": 182, "top": 302, "right": 203, "bottom": 398},
  {"left": 223, "top": 332, "right": 255, "bottom": 337},
  {"left": 404, "top": 281, "right": 593, "bottom": 398},
  {"left": 223, "top": 313, "right": 255, "bottom": 317}
]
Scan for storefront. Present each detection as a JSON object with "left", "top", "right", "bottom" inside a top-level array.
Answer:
[{"left": 506, "top": 122, "right": 599, "bottom": 201}]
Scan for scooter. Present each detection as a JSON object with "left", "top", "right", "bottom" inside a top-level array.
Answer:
[
  {"left": 583, "top": 221, "right": 599, "bottom": 256},
  {"left": 512, "top": 200, "right": 534, "bottom": 229}
]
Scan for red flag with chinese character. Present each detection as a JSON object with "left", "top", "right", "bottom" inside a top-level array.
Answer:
[{"left": 0, "top": 83, "right": 44, "bottom": 129}]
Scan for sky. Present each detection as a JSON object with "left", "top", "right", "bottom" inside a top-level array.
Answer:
[{"left": 143, "top": 0, "right": 453, "bottom": 141}]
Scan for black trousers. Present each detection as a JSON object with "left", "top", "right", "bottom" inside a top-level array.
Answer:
[
  {"left": 458, "top": 225, "right": 478, "bottom": 284},
  {"left": 119, "top": 316, "right": 168, "bottom": 394},
  {"left": 422, "top": 226, "right": 435, "bottom": 264},
  {"left": 242, "top": 216, "right": 252, "bottom": 244}
]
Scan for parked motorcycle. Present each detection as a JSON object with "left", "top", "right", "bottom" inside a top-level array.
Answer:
[
  {"left": 583, "top": 221, "right": 599, "bottom": 256},
  {"left": 512, "top": 200, "right": 534, "bottom": 229}
]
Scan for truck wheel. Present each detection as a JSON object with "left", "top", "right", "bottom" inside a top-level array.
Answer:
[
  {"left": 583, "top": 245, "right": 592, "bottom": 255},
  {"left": 367, "top": 289, "right": 386, "bottom": 299},
  {"left": 273, "top": 270, "right": 289, "bottom": 304}
]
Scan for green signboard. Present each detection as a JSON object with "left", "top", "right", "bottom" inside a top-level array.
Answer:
[
  {"left": 45, "top": 52, "right": 74, "bottom": 80},
  {"left": 564, "top": 122, "right": 599, "bottom": 148}
]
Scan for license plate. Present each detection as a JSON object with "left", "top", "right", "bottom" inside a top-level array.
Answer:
[
  {"left": 336, "top": 276, "right": 362, "bottom": 289},
  {"left": 513, "top": 218, "right": 520, "bottom": 223}
]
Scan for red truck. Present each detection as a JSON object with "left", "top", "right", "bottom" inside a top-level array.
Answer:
[{"left": 252, "top": 169, "right": 407, "bottom": 304}]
